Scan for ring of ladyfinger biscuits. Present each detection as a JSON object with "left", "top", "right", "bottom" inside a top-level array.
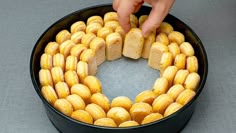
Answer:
[{"left": 39, "top": 11, "right": 200, "bottom": 127}]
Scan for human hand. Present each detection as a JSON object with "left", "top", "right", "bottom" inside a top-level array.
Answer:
[{"left": 113, "top": 0, "right": 175, "bottom": 37}]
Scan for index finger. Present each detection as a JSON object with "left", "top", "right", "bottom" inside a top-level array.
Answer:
[{"left": 115, "top": 0, "right": 144, "bottom": 32}]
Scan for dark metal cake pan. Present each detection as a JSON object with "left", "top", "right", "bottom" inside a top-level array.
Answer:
[{"left": 30, "top": 4, "right": 208, "bottom": 133}]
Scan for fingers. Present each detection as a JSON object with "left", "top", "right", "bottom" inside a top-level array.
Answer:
[
  {"left": 113, "top": 0, "right": 144, "bottom": 33},
  {"left": 112, "top": 0, "right": 120, "bottom": 11},
  {"left": 142, "top": 0, "right": 175, "bottom": 37}
]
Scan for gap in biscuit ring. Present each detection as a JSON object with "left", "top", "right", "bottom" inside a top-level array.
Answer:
[{"left": 96, "top": 57, "right": 160, "bottom": 101}]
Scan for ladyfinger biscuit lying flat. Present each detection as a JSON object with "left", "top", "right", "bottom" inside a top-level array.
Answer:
[
  {"left": 53, "top": 53, "right": 65, "bottom": 71},
  {"left": 39, "top": 69, "right": 53, "bottom": 86},
  {"left": 40, "top": 53, "right": 52, "bottom": 69},
  {"left": 104, "top": 12, "right": 118, "bottom": 23},
  {"left": 70, "top": 21, "right": 86, "bottom": 34},
  {"left": 71, "top": 31, "right": 85, "bottom": 44},
  {"left": 71, "top": 110, "right": 93, "bottom": 124},
  {"left": 56, "top": 30, "right": 71, "bottom": 44},
  {"left": 41, "top": 85, "right": 58, "bottom": 105},
  {"left": 87, "top": 15, "right": 104, "bottom": 26},
  {"left": 44, "top": 42, "right": 59, "bottom": 56},
  {"left": 168, "top": 31, "right": 185, "bottom": 45},
  {"left": 55, "top": 81, "right": 70, "bottom": 99},
  {"left": 54, "top": 99, "right": 73, "bottom": 116},
  {"left": 157, "top": 22, "right": 174, "bottom": 35},
  {"left": 76, "top": 61, "right": 88, "bottom": 83}
]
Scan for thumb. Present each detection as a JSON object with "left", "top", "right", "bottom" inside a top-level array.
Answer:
[
  {"left": 116, "top": 0, "right": 144, "bottom": 32},
  {"left": 142, "top": 0, "right": 175, "bottom": 37}
]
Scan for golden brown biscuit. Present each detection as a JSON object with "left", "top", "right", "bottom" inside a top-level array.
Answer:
[
  {"left": 90, "top": 37, "right": 106, "bottom": 66},
  {"left": 59, "top": 40, "right": 75, "bottom": 57},
  {"left": 66, "top": 94, "right": 85, "bottom": 110},
  {"left": 167, "top": 84, "right": 185, "bottom": 100},
  {"left": 51, "top": 66, "right": 64, "bottom": 84},
  {"left": 76, "top": 61, "right": 88, "bottom": 83},
  {"left": 39, "top": 69, "right": 53, "bottom": 86},
  {"left": 160, "top": 52, "right": 173, "bottom": 71},
  {"left": 184, "top": 72, "right": 200, "bottom": 91},
  {"left": 41, "top": 85, "right": 58, "bottom": 105},
  {"left": 64, "top": 70, "right": 79, "bottom": 88},
  {"left": 104, "top": 21, "right": 120, "bottom": 31},
  {"left": 156, "top": 33, "right": 169, "bottom": 45},
  {"left": 53, "top": 53, "right": 65, "bottom": 71},
  {"left": 71, "top": 31, "right": 85, "bottom": 44},
  {"left": 115, "top": 26, "right": 125, "bottom": 41},
  {"left": 104, "top": 12, "right": 118, "bottom": 23},
  {"left": 70, "top": 83, "right": 91, "bottom": 104},
  {"left": 129, "top": 102, "right": 153, "bottom": 124},
  {"left": 130, "top": 14, "right": 139, "bottom": 28},
  {"left": 123, "top": 28, "right": 144, "bottom": 59},
  {"left": 174, "top": 54, "right": 186, "bottom": 70},
  {"left": 71, "top": 110, "right": 93, "bottom": 124},
  {"left": 173, "top": 69, "right": 189, "bottom": 85},
  {"left": 90, "top": 93, "right": 110, "bottom": 112},
  {"left": 180, "top": 42, "right": 195, "bottom": 56},
  {"left": 168, "top": 42, "right": 180, "bottom": 58},
  {"left": 94, "top": 118, "right": 117, "bottom": 127},
  {"left": 83, "top": 76, "right": 102, "bottom": 94},
  {"left": 164, "top": 102, "right": 183, "bottom": 117},
  {"left": 44, "top": 42, "right": 59, "bottom": 55},
  {"left": 70, "top": 44, "right": 87, "bottom": 59},
  {"left": 153, "top": 77, "right": 169, "bottom": 96},
  {"left": 148, "top": 42, "right": 168, "bottom": 70},
  {"left": 56, "top": 30, "right": 71, "bottom": 44},
  {"left": 97, "top": 27, "right": 113, "bottom": 40},
  {"left": 139, "top": 15, "right": 148, "bottom": 29},
  {"left": 168, "top": 31, "right": 185, "bottom": 45},
  {"left": 70, "top": 21, "right": 86, "bottom": 34},
  {"left": 40, "top": 53, "right": 53, "bottom": 69},
  {"left": 86, "top": 22, "right": 102, "bottom": 35},
  {"left": 119, "top": 121, "right": 139, "bottom": 127},
  {"left": 80, "top": 49, "right": 97, "bottom": 75},
  {"left": 157, "top": 22, "right": 174, "bottom": 35},
  {"left": 111, "top": 96, "right": 133, "bottom": 111},
  {"left": 176, "top": 89, "right": 196, "bottom": 105},
  {"left": 81, "top": 33, "right": 96, "bottom": 48},
  {"left": 55, "top": 81, "right": 70, "bottom": 99},
  {"left": 85, "top": 103, "right": 106, "bottom": 121},
  {"left": 141, "top": 113, "right": 163, "bottom": 124},
  {"left": 135, "top": 90, "right": 156, "bottom": 105},
  {"left": 141, "top": 32, "right": 155, "bottom": 59},
  {"left": 65, "top": 55, "right": 77, "bottom": 71},
  {"left": 105, "top": 32, "right": 123, "bottom": 61},
  {"left": 186, "top": 56, "right": 198, "bottom": 73},
  {"left": 107, "top": 107, "right": 131, "bottom": 125},
  {"left": 152, "top": 94, "right": 173, "bottom": 114},
  {"left": 54, "top": 99, "right": 73, "bottom": 116},
  {"left": 87, "top": 16, "right": 104, "bottom": 26},
  {"left": 161, "top": 66, "right": 178, "bottom": 87}
]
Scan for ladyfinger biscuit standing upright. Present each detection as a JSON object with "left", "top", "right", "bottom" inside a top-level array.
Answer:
[
  {"left": 123, "top": 28, "right": 144, "bottom": 59},
  {"left": 105, "top": 32, "right": 123, "bottom": 61},
  {"left": 90, "top": 37, "right": 106, "bottom": 66},
  {"left": 148, "top": 42, "right": 168, "bottom": 70},
  {"left": 80, "top": 49, "right": 97, "bottom": 75},
  {"left": 141, "top": 32, "right": 155, "bottom": 59}
]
